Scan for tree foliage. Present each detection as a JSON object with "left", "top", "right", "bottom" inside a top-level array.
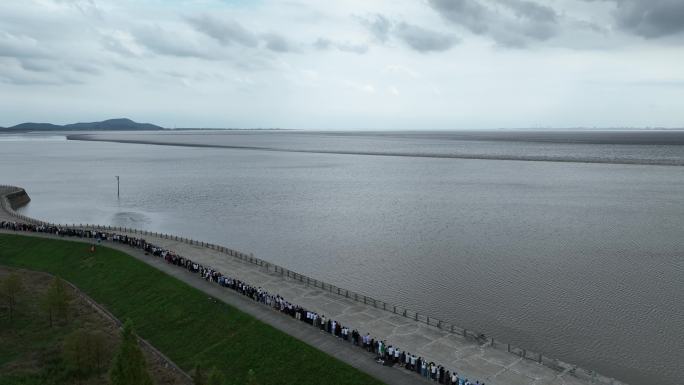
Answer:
[
  {"left": 1, "top": 272, "right": 22, "bottom": 321},
  {"left": 247, "top": 368, "right": 259, "bottom": 385},
  {"left": 207, "top": 367, "right": 226, "bottom": 385},
  {"left": 63, "top": 328, "right": 111, "bottom": 380},
  {"left": 109, "top": 320, "right": 153, "bottom": 385},
  {"left": 43, "top": 276, "right": 70, "bottom": 327},
  {"left": 193, "top": 363, "right": 206, "bottom": 385},
  {"left": 88, "top": 330, "right": 109, "bottom": 371}
]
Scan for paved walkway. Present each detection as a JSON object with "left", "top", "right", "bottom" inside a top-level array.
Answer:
[
  {"left": 0, "top": 186, "right": 624, "bottom": 385},
  {"left": 106, "top": 231, "right": 612, "bottom": 385}
]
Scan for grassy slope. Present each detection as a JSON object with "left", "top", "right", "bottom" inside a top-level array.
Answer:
[
  {"left": 0, "top": 234, "right": 384, "bottom": 385},
  {"left": 0, "top": 269, "right": 86, "bottom": 385},
  {"left": 1, "top": 268, "right": 122, "bottom": 385}
]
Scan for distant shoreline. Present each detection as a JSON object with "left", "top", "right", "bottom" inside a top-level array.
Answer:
[{"left": 66, "top": 134, "right": 684, "bottom": 166}]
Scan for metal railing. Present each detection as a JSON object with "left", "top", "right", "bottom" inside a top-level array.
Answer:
[{"left": 0, "top": 184, "right": 627, "bottom": 385}]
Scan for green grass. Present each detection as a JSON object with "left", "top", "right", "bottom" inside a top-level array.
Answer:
[
  {"left": 0, "top": 267, "right": 120, "bottom": 385},
  {"left": 0, "top": 234, "right": 384, "bottom": 385}
]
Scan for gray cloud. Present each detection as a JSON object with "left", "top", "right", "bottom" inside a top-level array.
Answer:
[
  {"left": 314, "top": 38, "right": 368, "bottom": 54},
  {"left": 133, "top": 25, "right": 217, "bottom": 59},
  {"left": 0, "top": 31, "right": 49, "bottom": 59},
  {"left": 0, "top": 29, "right": 99, "bottom": 85},
  {"left": 499, "top": 0, "right": 557, "bottom": 22},
  {"left": 395, "top": 23, "right": 459, "bottom": 52},
  {"left": 70, "top": 63, "right": 101, "bottom": 75},
  {"left": 262, "top": 33, "right": 297, "bottom": 53},
  {"left": 54, "top": 0, "right": 102, "bottom": 19},
  {"left": 359, "top": 14, "right": 458, "bottom": 53},
  {"left": 359, "top": 14, "right": 392, "bottom": 43},
  {"left": 0, "top": 57, "right": 88, "bottom": 85},
  {"left": 428, "top": 0, "right": 560, "bottom": 46},
  {"left": 18, "top": 58, "right": 53, "bottom": 72},
  {"left": 186, "top": 15, "right": 259, "bottom": 47},
  {"left": 101, "top": 34, "right": 138, "bottom": 57},
  {"left": 428, "top": 0, "right": 490, "bottom": 34},
  {"left": 609, "top": 0, "right": 684, "bottom": 38}
]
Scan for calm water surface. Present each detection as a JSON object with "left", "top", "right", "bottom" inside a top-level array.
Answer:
[{"left": 1, "top": 131, "right": 682, "bottom": 385}]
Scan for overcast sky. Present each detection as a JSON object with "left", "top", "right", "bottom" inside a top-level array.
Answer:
[{"left": 1, "top": 0, "right": 683, "bottom": 129}]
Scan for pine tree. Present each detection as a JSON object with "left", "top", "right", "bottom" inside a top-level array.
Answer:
[
  {"left": 247, "top": 369, "right": 259, "bottom": 385},
  {"left": 63, "top": 328, "right": 111, "bottom": 377},
  {"left": 192, "top": 364, "right": 206, "bottom": 385},
  {"left": 43, "top": 276, "right": 70, "bottom": 327},
  {"left": 109, "top": 320, "right": 153, "bottom": 385},
  {"left": 63, "top": 329, "right": 89, "bottom": 383},
  {"left": 207, "top": 367, "right": 226, "bottom": 385},
  {"left": 88, "top": 330, "right": 109, "bottom": 372},
  {"left": 0, "top": 273, "right": 22, "bottom": 322}
]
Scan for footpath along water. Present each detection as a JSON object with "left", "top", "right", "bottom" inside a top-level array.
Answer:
[{"left": 0, "top": 185, "right": 629, "bottom": 385}]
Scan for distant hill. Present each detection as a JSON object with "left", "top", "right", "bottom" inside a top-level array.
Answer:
[
  {"left": 1, "top": 118, "right": 164, "bottom": 132},
  {"left": 6, "top": 123, "right": 63, "bottom": 131}
]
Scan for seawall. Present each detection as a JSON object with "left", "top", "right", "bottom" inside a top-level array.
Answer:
[
  {"left": 3, "top": 187, "right": 30, "bottom": 210},
  {"left": 0, "top": 185, "right": 631, "bottom": 385}
]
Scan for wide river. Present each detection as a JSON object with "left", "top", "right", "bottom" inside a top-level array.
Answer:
[{"left": 1, "top": 130, "right": 683, "bottom": 385}]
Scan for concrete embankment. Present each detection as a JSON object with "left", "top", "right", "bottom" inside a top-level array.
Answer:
[
  {"left": 3, "top": 187, "right": 30, "bottom": 210},
  {"left": 0, "top": 185, "right": 630, "bottom": 385}
]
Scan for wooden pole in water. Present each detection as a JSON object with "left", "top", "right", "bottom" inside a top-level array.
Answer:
[{"left": 115, "top": 176, "right": 120, "bottom": 198}]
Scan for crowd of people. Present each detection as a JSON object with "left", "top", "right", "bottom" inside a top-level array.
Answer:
[{"left": 0, "top": 220, "right": 486, "bottom": 385}]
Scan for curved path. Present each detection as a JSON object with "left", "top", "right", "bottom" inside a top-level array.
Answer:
[{"left": 0, "top": 186, "right": 628, "bottom": 385}]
